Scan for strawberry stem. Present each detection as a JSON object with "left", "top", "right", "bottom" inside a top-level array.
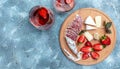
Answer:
[{"left": 103, "top": 45, "right": 106, "bottom": 48}]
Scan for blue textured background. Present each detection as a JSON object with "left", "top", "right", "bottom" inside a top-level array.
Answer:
[{"left": 0, "top": 0, "right": 120, "bottom": 69}]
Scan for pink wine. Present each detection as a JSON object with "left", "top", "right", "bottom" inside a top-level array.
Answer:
[{"left": 29, "top": 6, "right": 54, "bottom": 30}]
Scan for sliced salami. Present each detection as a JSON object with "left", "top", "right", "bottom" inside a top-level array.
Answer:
[
  {"left": 66, "top": 29, "right": 78, "bottom": 41},
  {"left": 64, "top": 14, "right": 82, "bottom": 55},
  {"left": 65, "top": 14, "right": 82, "bottom": 41}
]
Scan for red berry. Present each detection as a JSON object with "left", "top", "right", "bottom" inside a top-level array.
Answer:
[
  {"left": 80, "top": 46, "right": 93, "bottom": 53},
  {"left": 77, "top": 35, "right": 86, "bottom": 44},
  {"left": 57, "top": 0, "right": 61, "bottom": 3},
  {"left": 100, "top": 35, "right": 111, "bottom": 45},
  {"left": 85, "top": 41, "right": 92, "bottom": 46},
  {"left": 38, "top": 7, "right": 48, "bottom": 19},
  {"left": 93, "top": 43, "right": 106, "bottom": 51},
  {"left": 82, "top": 53, "right": 89, "bottom": 60},
  {"left": 90, "top": 52, "right": 99, "bottom": 60},
  {"left": 64, "top": 0, "right": 73, "bottom": 4},
  {"left": 56, "top": 2, "right": 61, "bottom": 7}
]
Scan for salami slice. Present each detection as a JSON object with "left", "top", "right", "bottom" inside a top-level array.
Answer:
[{"left": 66, "top": 29, "right": 78, "bottom": 41}]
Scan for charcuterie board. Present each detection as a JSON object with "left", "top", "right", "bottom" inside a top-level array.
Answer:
[{"left": 59, "top": 8, "right": 116, "bottom": 65}]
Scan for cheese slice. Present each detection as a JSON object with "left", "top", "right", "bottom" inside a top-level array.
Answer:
[
  {"left": 85, "top": 16, "right": 96, "bottom": 26},
  {"left": 95, "top": 16, "right": 101, "bottom": 27},
  {"left": 84, "top": 32, "right": 93, "bottom": 41},
  {"left": 86, "top": 25, "right": 96, "bottom": 30}
]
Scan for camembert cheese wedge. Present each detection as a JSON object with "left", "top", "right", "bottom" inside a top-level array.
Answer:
[
  {"left": 95, "top": 16, "right": 101, "bottom": 27},
  {"left": 85, "top": 16, "right": 96, "bottom": 26},
  {"left": 84, "top": 32, "right": 93, "bottom": 41},
  {"left": 86, "top": 25, "right": 96, "bottom": 30}
]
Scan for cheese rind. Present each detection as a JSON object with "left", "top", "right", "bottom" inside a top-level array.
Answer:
[
  {"left": 95, "top": 16, "right": 101, "bottom": 27},
  {"left": 86, "top": 25, "right": 96, "bottom": 30},
  {"left": 85, "top": 16, "right": 96, "bottom": 26},
  {"left": 84, "top": 32, "right": 93, "bottom": 41}
]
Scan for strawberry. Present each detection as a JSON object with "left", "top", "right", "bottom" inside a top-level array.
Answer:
[
  {"left": 57, "top": 0, "right": 61, "bottom": 3},
  {"left": 80, "top": 46, "right": 93, "bottom": 53},
  {"left": 64, "top": 0, "right": 73, "bottom": 4},
  {"left": 77, "top": 35, "right": 86, "bottom": 44},
  {"left": 85, "top": 41, "right": 92, "bottom": 46},
  {"left": 82, "top": 53, "right": 89, "bottom": 60},
  {"left": 38, "top": 8, "right": 48, "bottom": 19},
  {"left": 100, "top": 35, "right": 111, "bottom": 45},
  {"left": 93, "top": 43, "right": 106, "bottom": 51},
  {"left": 90, "top": 52, "right": 99, "bottom": 59},
  {"left": 56, "top": 2, "right": 61, "bottom": 7}
]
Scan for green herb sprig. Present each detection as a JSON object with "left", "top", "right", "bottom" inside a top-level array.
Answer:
[{"left": 104, "top": 21, "right": 112, "bottom": 34}]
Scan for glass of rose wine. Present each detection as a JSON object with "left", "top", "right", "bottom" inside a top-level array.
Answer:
[
  {"left": 54, "top": 0, "right": 75, "bottom": 12},
  {"left": 29, "top": 6, "right": 54, "bottom": 30}
]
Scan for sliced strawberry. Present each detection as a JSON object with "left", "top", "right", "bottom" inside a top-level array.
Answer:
[
  {"left": 85, "top": 41, "right": 92, "bottom": 46},
  {"left": 56, "top": 2, "right": 61, "bottom": 7},
  {"left": 82, "top": 53, "right": 89, "bottom": 60},
  {"left": 80, "top": 46, "right": 93, "bottom": 53},
  {"left": 90, "top": 52, "right": 99, "bottom": 60},
  {"left": 93, "top": 43, "right": 106, "bottom": 51},
  {"left": 100, "top": 35, "right": 111, "bottom": 45},
  {"left": 57, "top": 0, "right": 61, "bottom": 3},
  {"left": 64, "top": 0, "right": 73, "bottom": 4},
  {"left": 38, "top": 8, "right": 48, "bottom": 19},
  {"left": 77, "top": 35, "right": 86, "bottom": 44}
]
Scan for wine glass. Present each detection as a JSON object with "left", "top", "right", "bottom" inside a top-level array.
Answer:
[
  {"left": 54, "top": 0, "right": 75, "bottom": 12},
  {"left": 29, "top": 6, "right": 54, "bottom": 30}
]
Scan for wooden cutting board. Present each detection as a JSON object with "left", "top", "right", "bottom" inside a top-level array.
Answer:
[{"left": 59, "top": 8, "right": 116, "bottom": 65}]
